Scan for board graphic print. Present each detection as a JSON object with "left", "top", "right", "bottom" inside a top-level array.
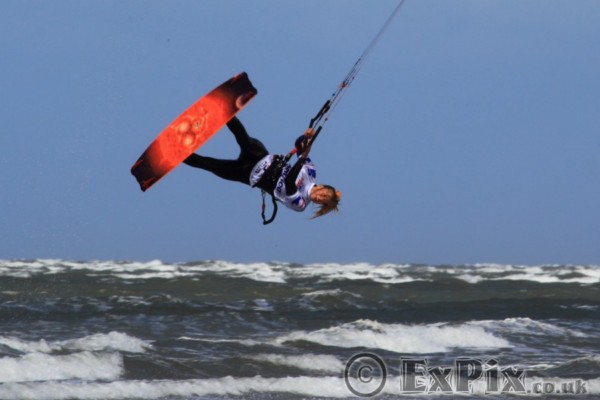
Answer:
[{"left": 131, "top": 72, "right": 257, "bottom": 191}]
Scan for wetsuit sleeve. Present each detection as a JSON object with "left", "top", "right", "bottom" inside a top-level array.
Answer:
[
  {"left": 285, "top": 158, "right": 305, "bottom": 194},
  {"left": 286, "top": 133, "right": 312, "bottom": 193},
  {"left": 295, "top": 135, "right": 308, "bottom": 155}
]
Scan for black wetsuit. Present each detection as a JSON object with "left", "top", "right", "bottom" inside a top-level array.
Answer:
[
  {"left": 184, "top": 117, "right": 307, "bottom": 195},
  {"left": 183, "top": 116, "right": 268, "bottom": 185}
]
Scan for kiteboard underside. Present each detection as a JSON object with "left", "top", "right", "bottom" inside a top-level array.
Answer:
[{"left": 131, "top": 72, "right": 257, "bottom": 191}]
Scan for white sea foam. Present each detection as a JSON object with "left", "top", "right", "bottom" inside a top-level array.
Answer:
[
  {"left": 252, "top": 298, "right": 274, "bottom": 311},
  {"left": 0, "top": 332, "right": 150, "bottom": 384},
  {"left": 301, "top": 288, "right": 347, "bottom": 297},
  {"left": 0, "top": 375, "right": 598, "bottom": 399},
  {"left": 0, "top": 376, "right": 347, "bottom": 400},
  {"left": 0, "top": 337, "right": 54, "bottom": 354},
  {"left": 549, "top": 354, "right": 600, "bottom": 369},
  {"left": 457, "top": 263, "right": 600, "bottom": 284},
  {"left": 293, "top": 262, "right": 417, "bottom": 284},
  {"left": 177, "top": 336, "right": 264, "bottom": 347},
  {"left": 276, "top": 319, "right": 510, "bottom": 354},
  {"left": 471, "top": 317, "right": 589, "bottom": 338},
  {"left": 299, "top": 289, "right": 364, "bottom": 310},
  {"left": 1, "top": 259, "right": 598, "bottom": 285},
  {"left": 0, "top": 332, "right": 152, "bottom": 354},
  {"left": 178, "top": 319, "right": 511, "bottom": 354},
  {"left": 455, "top": 274, "right": 484, "bottom": 283},
  {"left": 113, "top": 260, "right": 288, "bottom": 283},
  {"left": 59, "top": 331, "right": 153, "bottom": 353},
  {"left": 572, "top": 304, "right": 599, "bottom": 311},
  {"left": 0, "top": 352, "right": 122, "bottom": 383},
  {"left": 248, "top": 353, "right": 343, "bottom": 373}
]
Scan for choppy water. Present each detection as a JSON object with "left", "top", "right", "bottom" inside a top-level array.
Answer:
[{"left": 0, "top": 260, "right": 599, "bottom": 399}]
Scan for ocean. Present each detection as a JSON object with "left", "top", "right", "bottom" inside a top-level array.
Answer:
[{"left": 0, "top": 260, "right": 598, "bottom": 399}]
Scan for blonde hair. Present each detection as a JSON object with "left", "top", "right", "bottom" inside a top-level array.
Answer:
[{"left": 311, "top": 185, "right": 341, "bottom": 219}]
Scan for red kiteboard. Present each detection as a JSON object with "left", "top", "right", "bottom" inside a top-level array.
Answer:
[{"left": 131, "top": 72, "right": 257, "bottom": 191}]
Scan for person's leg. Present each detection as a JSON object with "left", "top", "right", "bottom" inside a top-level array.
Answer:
[
  {"left": 227, "top": 117, "right": 268, "bottom": 160},
  {"left": 183, "top": 154, "right": 248, "bottom": 184},
  {"left": 226, "top": 116, "right": 251, "bottom": 149},
  {"left": 182, "top": 117, "right": 270, "bottom": 185}
]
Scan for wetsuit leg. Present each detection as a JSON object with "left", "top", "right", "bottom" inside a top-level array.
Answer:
[
  {"left": 183, "top": 117, "right": 269, "bottom": 185},
  {"left": 183, "top": 154, "right": 248, "bottom": 184},
  {"left": 227, "top": 116, "right": 268, "bottom": 160}
]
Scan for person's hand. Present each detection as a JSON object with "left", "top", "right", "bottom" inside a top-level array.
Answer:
[{"left": 304, "top": 127, "right": 315, "bottom": 138}]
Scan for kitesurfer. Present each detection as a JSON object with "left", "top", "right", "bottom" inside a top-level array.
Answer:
[{"left": 183, "top": 117, "right": 340, "bottom": 218}]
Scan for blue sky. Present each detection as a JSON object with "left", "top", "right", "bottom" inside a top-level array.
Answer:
[{"left": 1, "top": 1, "right": 598, "bottom": 265}]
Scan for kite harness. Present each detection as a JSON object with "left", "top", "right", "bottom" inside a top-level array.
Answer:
[
  {"left": 254, "top": 155, "right": 288, "bottom": 225},
  {"left": 259, "top": 0, "right": 406, "bottom": 225}
]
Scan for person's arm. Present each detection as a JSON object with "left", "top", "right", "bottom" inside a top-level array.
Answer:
[
  {"left": 294, "top": 128, "right": 316, "bottom": 158},
  {"left": 285, "top": 158, "right": 305, "bottom": 194},
  {"left": 285, "top": 127, "right": 316, "bottom": 193}
]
